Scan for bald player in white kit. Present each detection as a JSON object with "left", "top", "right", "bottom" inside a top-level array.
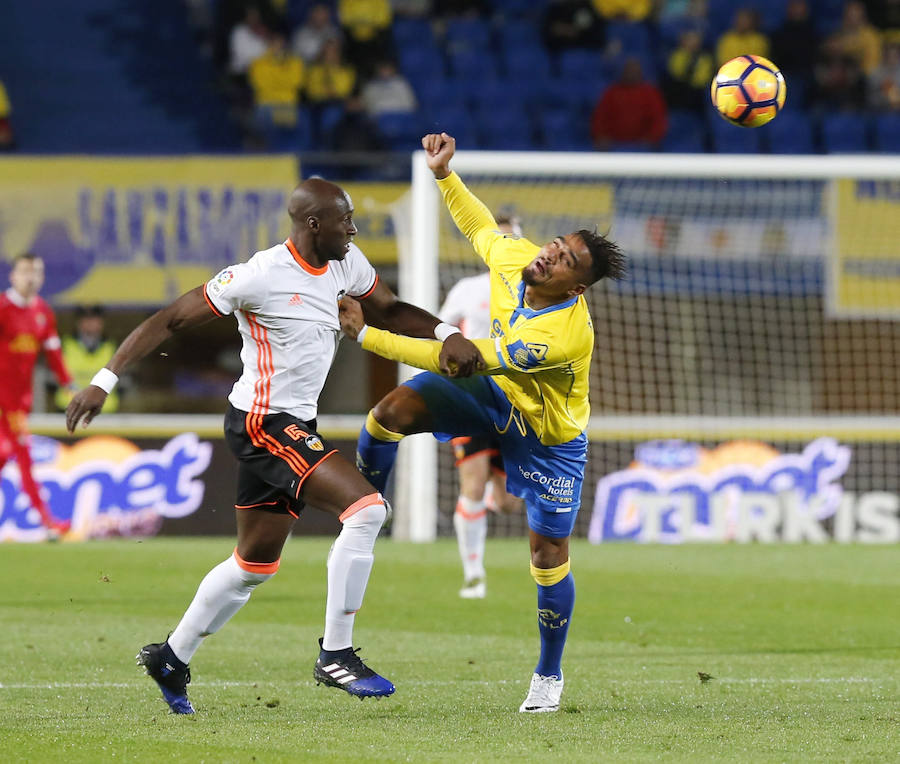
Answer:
[{"left": 66, "top": 178, "right": 484, "bottom": 714}]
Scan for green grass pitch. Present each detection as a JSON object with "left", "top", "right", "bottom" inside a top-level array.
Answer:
[{"left": 1, "top": 538, "right": 898, "bottom": 762}]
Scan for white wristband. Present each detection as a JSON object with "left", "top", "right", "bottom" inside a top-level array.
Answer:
[
  {"left": 356, "top": 324, "right": 369, "bottom": 344},
  {"left": 434, "top": 322, "right": 462, "bottom": 342},
  {"left": 90, "top": 368, "right": 118, "bottom": 394}
]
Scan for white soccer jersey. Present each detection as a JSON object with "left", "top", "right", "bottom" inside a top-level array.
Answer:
[
  {"left": 204, "top": 239, "right": 378, "bottom": 422},
  {"left": 439, "top": 271, "right": 491, "bottom": 339}
]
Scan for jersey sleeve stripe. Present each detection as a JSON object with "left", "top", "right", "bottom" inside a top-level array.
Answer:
[
  {"left": 494, "top": 336, "right": 508, "bottom": 368},
  {"left": 353, "top": 274, "right": 379, "bottom": 300},
  {"left": 203, "top": 284, "right": 226, "bottom": 317}
]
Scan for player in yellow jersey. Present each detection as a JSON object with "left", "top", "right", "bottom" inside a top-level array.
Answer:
[{"left": 342, "top": 132, "right": 626, "bottom": 713}]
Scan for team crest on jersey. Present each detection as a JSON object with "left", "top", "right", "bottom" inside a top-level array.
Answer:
[
  {"left": 305, "top": 435, "right": 325, "bottom": 451},
  {"left": 508, "top": 340, "right": 548, "bottom": 370}
]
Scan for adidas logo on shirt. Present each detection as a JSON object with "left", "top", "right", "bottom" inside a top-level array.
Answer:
[{"left": 289, "top": 294, "right": 303, "bottom": 306}]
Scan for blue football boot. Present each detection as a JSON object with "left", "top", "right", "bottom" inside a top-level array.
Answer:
[
  {"left": 313, "top": 638, "right": 395, "bottom": 699},
  {"left": 136, "top": 642, "right": 195, "bottom": 714}
]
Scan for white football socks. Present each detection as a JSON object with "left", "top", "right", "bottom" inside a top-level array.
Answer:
[
  {"left": 322, "top": 495, "right": 386, "bottom": 651},
  {"left": 167, "top": 550, "right": 277, "bottom": 664},
  {"left": 454, "top": 496, "right": 487, "bottom": 583}
]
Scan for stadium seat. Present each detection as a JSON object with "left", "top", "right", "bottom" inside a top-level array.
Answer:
[
  {"left": 765, "top": 111, "right": 815, "bottom": 154},
  {"left": 375, "top": 112, "right": 423, "bottom": 150},
  {"left": 502, "top": 45, "right": 551, "bottom": 80},
  {"left": 537, "top": 110, "right": 593, "bottom": 151},
  {"left": 398, "top": 46, "right": 446, "bottom": 83},
  {"left": 392, "top": 18, "right": 435, "bottom": 49},
  {"left": 469, "top": 77, "right": 532, "bottom": 111},
  {"left": 489, "top": 0, "right": 544, "bottom": 15},
  {"left": 663, "top": 110, "right": 706, "bottom": 153},
  {"left": 557, "top": 49, "right": 605, "bottom": 81},
  {"left": 444, "top": 18, "right": 492, "bottom": 53},
  {"left": 874, "top": 113, "right": 900, "bottom": 153},
  {"left": 414, "top": 76, "right": 469, "bottom": 113},
  {"left": 497, "top": 19, "right": 543, "bottom": 51},
  {"left": 709, "top": 116, "right": 763, "bottom": 153},
  {"left": 821, "top": 113, "right": 870, "bottom": 153},
  {"left": 605, "top": 22, "right": 653, "bottom": 58},
  {"left": 540, "top": 76, "right": 607, "bottom": 117},
  {"left": 448, "top": 48, "right": 500, "bottom": 79},
  {"left": 476, "top": 107, "right": 536, "bottom": 150},
  {"left": 426, "top": 105, "right": 479, "bottom": 147},
  {"left": 255, "top": 107, "right": 313, "bottom": 152}
]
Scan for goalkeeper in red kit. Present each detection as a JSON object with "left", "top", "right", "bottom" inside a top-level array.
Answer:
[{"left": 0, "top": 253, "right": 74, "bottom": 535}]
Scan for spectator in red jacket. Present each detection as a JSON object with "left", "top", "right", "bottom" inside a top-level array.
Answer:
[{"left": 590, "top": 57, "right": 668, "bottom": 150}]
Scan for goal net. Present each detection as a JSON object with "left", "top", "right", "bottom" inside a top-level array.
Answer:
[{"left": 393, "top": 153, "right": 900, "bottom": 544}]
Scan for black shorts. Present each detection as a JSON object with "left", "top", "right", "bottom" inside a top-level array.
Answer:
[
  {"left": 224, "top": 404, "right": 338, "bottom": 518},
  {"left": 450, "top": 435, "right": 505, "bottom": 474}
]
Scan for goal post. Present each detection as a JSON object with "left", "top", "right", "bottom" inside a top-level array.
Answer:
[{"left": 393, "top": 151, "right": 900, "bottom": 543}]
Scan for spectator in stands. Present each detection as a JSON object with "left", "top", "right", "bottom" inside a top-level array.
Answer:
[
  {"left": 361, "top": 60, "right": 417, "bottom": 117},
  {"left": 828, "top": 0, "right": 882, "bottom": 77},
  {"left": 56, "top": 306, "right": 120, "bottom": 413},
  {"left": 229, "top": 6, "right": 271, "bottom": 76},
  {"left": 715, "top": 7, "right": 770, "bottom": 65},
  {"left": 0, "top": 80, "right": 13, "bottom": 151},
  {"left": 815, "top": 30, "right": 867, "bottom": 110},
  {"left": 590, "top": 57, "right": 667, "bottom": 150},
  {"left": 333, "top": 95, "right": 384, "bottom": 152},
  {"left": 248, "top": 33, "right": 305, "bottom": 128},
  {"left": 542, "top": 0, "right": 606, "bottom": 51},
  {"left": 291, "top": 4, "right": 342, "bottom": 65},
  {"left": 305, "top": 39, "right": 357, "bottom": 105},
  {"left": 862, "top": 0, "right": 900, "bottom": 29},
  {"left": 772, "top": 0, "right": 818, "bottom": 85},
  {"left": 664, "top": 29, "right": 714, "bottom": 112},
  {"left": 592, "top": 0, "right": 652, "bottom": 22},
  {"left": 868, "top": 41, "right": 900, "bottom": 109},
  {"left": 214, "top": 0, "right": 280, "bottom": 72},
  {"left": 338, "top": 0, "right": 393, "bottom": 75}
]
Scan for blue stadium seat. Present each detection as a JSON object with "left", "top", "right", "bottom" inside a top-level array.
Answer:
[
  {"left": 469, "top": 77, "right": 532, "bottom": 111},
  {"left": 476, "top": 107, "right": 536, "bottom": 150},
  {"left": 448, "top": 48, "right": 500, "bottom": 79},
  {"left": 425, "top": 105, "right": 479, "bottom": 147},
  {"left": 606, "top": 22, "right": 653, "bottom": 58},
  {"left": 709, "top": 116, "right": 763, "bottom": 153},
  {"left": 821, "top": 113, "right": 870, "bottom": 153},
  {"left": 414, "top": 77, "right": 469, "bottom": 113},
  {"left": 398, "top": 46, "right": 445, "bottom": 82},
  {"left": 445, "top": 18, "right": 492, "bottom": 53},
  {"left": 873, "top": 113, "right": 900, "bottom": 153},
  {"left": 502, "top": 45, "right": 551, "bottom": 80},
  {"left": 375, "top": 112, "right": 423, "bottom": 150},
  {"left": 541, "top": 76, "right": 607, "bottom": 116},
  {"left": 537, "top": 110, "right": 593, "bottom": 151},
  {"left": 497, "top": 19, "right": 543, "bottom": 51},
  {"left": 489, "top": 0, "right": 544, "bottom": 15},
  {"left": 557, "top": 49, "right": 606, "bottom": 81},
  {"left": 765, "top": 111, "right": 815, "bottom": 154},
  {"left": 663, "top": 110, "right": 706, "bottom": 152},
  {"left": 392, "top": 18, "right": 435, "bottom": 48},
  {"left": 255, "top": 107, "right": 313, "bottom": 152}
]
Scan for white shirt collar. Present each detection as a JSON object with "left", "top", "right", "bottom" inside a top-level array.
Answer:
[{"left": 5, "top": 288, "right": 35, "bottom": 307}]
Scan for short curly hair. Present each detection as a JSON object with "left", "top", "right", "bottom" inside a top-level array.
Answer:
[{"left": 578, "top": 229, "right": 627, "bottom": 284}]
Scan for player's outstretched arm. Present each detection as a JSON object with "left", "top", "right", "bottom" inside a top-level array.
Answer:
[
  {"left": 357, "top": 281, "right": 485, "bottom": 376},
  {"left": 422, "top": 133, "right": 498, "bottom": 255},
  {"left": 65, "top": 286, "right": 218, "bottom": 432},
  {"left": 341, "top": 296, "right": 497, "bottom": 377}
]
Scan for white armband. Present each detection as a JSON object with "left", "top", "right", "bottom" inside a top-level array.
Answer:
[
  {"left": 356, "top": 325, "right": 369, "bottom": 344},
  {"left": 434, "top": 322, "right": 462, "bottom": 342},
  {"left": 90, "top": 368, "right": 119, "bottom": 394}
]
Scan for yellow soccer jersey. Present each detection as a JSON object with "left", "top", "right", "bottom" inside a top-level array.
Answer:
[{"left": 363, "top": 172, "right": 594, "bottom": 446}]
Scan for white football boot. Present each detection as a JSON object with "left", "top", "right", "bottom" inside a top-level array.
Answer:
[
  {"left": 518, "top": 672, "right": 563, "bottom": 713},
  {"left": 458, "top": 578, "right": 486, "bottom": 599}
]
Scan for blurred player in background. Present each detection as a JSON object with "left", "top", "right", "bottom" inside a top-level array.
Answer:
[
  {"left": 56, "top": 305, "right": 120, "bottom": 413},
  {"left": 344, "top": 133, "right": 626, "bottom": 713},
  {"left": 440, "top": 212, "right": 524, "bottom": 599},
  {"left": 66, "top": 177, "right": 482, "bottom": 715},
  {"left": 0, "top": 253, "right": 74, "bottom": 536}
]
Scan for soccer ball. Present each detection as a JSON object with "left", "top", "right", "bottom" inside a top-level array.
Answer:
[{"left": 710, "top": 55, "right": 786, "bottom": 128}]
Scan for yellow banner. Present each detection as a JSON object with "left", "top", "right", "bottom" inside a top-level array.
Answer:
[
  {"left": 831, "top": 179, "right": 900, "bottom": 317},
  {"left": 0, "top": 156, "right": 298, "bottom": 305},
  {"left": 340, "top": 182, "right": 407, "bottom": 264}
]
